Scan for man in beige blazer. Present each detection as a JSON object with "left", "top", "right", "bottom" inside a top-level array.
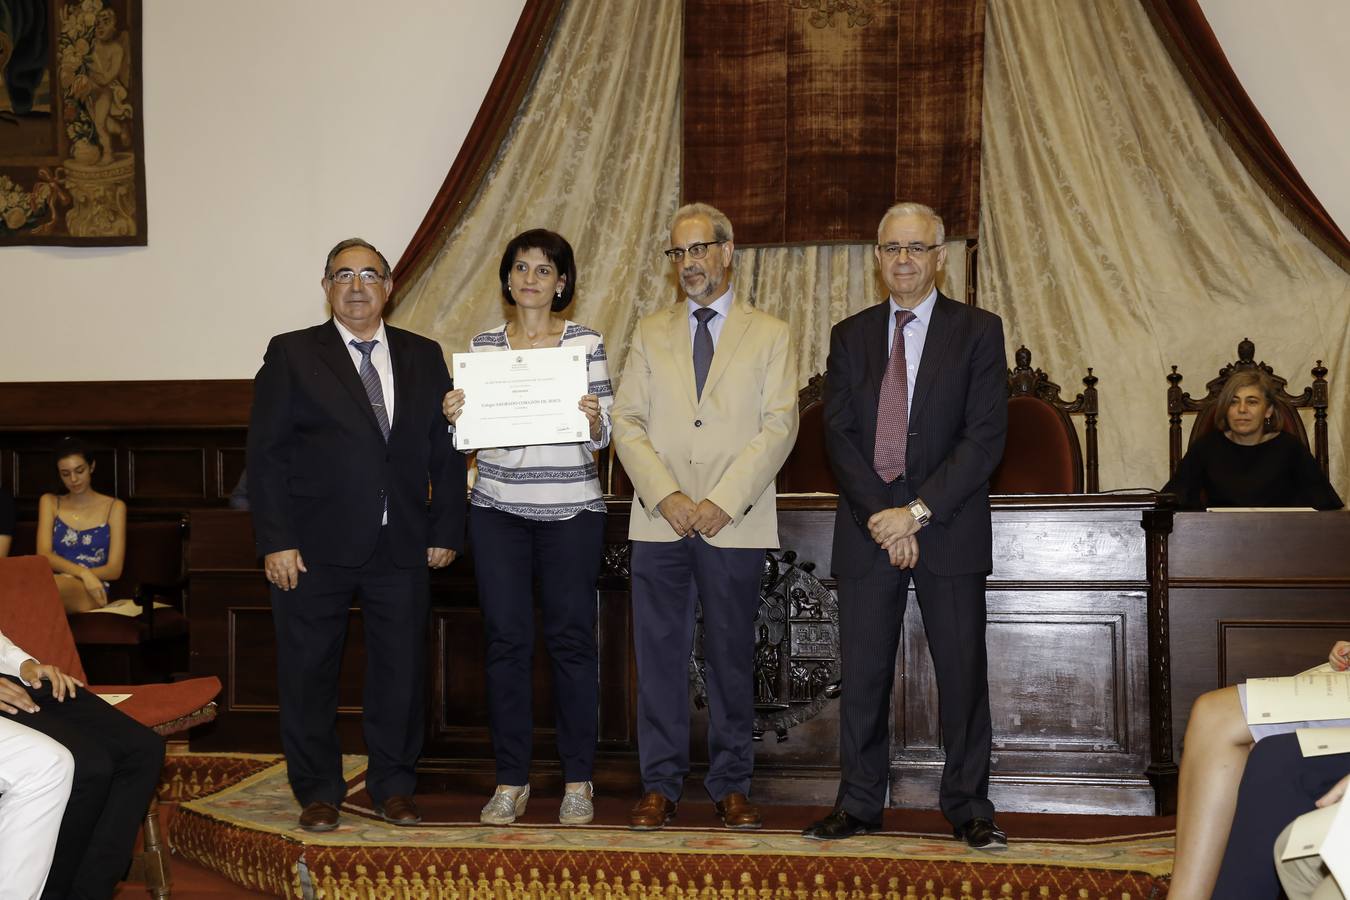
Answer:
[{"left": 613, "top": 202, "right": 798, "bottom": 831}]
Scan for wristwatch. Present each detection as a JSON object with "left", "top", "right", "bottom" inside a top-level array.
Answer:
[{"left": 908, "top": 498, "right": 932, "bottom": 527}]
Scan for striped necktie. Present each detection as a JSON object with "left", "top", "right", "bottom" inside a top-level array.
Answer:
[{"left": 349, "top": 339, "right": 390, "bottom": 441}]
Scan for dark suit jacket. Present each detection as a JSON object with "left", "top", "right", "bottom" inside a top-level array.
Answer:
[
  {"left": 246, "top": 320, "right": 466, "bottom": 568},
  {"left": 824, "top": 294, "right": 1007, "bottom": 578}
]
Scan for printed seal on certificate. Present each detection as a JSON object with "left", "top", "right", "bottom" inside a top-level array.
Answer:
[{"left": 452, "top": 345, "right": 590, "bottom": 451}]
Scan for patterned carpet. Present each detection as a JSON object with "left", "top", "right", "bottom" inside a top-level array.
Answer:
[{"left": 167, "top": 754, "right": 1174, "bottom": 899}]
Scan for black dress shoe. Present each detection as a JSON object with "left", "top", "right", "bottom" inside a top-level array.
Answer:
[
  {"left": 801, "top": 808, "right": 882, "bottom": 841},
  {"left": 953, "top": 816, "right": 1008, "bottom": 850}
]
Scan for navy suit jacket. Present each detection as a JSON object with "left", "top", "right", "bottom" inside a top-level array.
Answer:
[
  {"left": 246, "top": 319, "right": 466, "bottom": 567},
  {"left": 824, "top": 294, "right": 1007, "bottom": 578}
]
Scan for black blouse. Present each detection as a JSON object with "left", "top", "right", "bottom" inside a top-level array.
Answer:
[{"left": 1162, "top": 430, "right": 1344, "bottom": 510}]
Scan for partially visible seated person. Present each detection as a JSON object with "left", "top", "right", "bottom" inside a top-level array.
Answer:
[
  {"left": 0, "top": 643, "right": 73, "bottom": 898},
  {"left": 1206, "top": 732, "right": 1348, "bottom": 899},
  {"left": 1168, "top": 640, "right": 1350, "bottom": 899},
  {"left": 1, "top": 625, "right": 164, "bottom": 898},
  {"left": 1163, "top": 370, "right": 1343, "bottom": 510},
  {"left": 1276, "top": 764, "right": 1350, "bottom": 900},
  {"left": 35, "top": 438, "right": 127, "bottom": 612},
  {"left": 0, "top": 491, "right": 13, "bottom": 557}
]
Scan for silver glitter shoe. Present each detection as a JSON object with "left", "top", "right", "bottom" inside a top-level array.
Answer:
[
  {"left": 559, "top": 782, "right": 594, "bottom": 825},
  {"left": 480, "top": 784, "right": 530, "bottom": 825}
]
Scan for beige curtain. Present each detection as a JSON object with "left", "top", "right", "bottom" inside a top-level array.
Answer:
[
  {"left": 979, "top": 0, "right": 1350, "bottom": 494},
  {"left": 737, "top": 243, "right": 966, "bottom": 385},
  {"left": 391, "top": 0, "right": 964, "bottom": 391},
  {"left": 392, "top": 0, "right": 684, "bottom": 366},
  {"left": 397, "top": 0, "right": 1349, "bottom": 498}
]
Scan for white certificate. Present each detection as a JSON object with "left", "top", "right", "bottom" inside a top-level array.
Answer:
[{"left": 451, "top": 346, "right": 589, "bottom": 451}]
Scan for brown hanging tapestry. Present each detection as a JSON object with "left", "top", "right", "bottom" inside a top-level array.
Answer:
[
  {"left": 0, "top": 0, "right": 146, "bottom": 246},
  {"left": 682, "top": 0, "right": 984, "bottom": 245}
]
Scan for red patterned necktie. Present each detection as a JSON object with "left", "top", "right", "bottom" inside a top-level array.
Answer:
[{"left": 873, "top": 309, "right": 916, "bottom": 483}]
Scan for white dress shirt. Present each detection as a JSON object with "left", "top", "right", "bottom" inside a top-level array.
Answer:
[
  {"left": 0, "top": 629, "right": 35, "bottom": 678},
  {"left": 687, "top": 287, "right": 734, "bottom": 348},
  {"left": 333, "top": 318, "right": 394, "bottom": 524},
  {"left": 886, "top": 288, "right": 938, "bottom": 407},
  {"left": 333, "top": 318, "right": 396, "bottom": 425}
]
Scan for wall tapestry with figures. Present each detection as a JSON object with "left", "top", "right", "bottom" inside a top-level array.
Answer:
[{"left": 0, "top": 0, "right": 144, "bottom": 245}]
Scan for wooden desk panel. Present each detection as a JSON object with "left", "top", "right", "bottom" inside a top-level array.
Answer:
[
  {"left": 187, "top": 496, "right": 1165, "bottom": 814},
  {"left": 1161, "top": 511, "right": 1350, "bottom": 763},
  {"left": 892, "top": 498, "right": 1156, "bottom": 814}
]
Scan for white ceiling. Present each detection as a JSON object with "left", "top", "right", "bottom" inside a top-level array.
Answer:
[{"left": 1198, "top": 0, "right": 1350, "bottom": 235}]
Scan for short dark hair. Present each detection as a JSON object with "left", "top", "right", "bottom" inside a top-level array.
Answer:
[
  {"left": 498, "top": 229, "right": 577, "bottom": 311},
  {"left": 1214, "top": 369, "right": 1283, "bottom": 432},
  {"left": 324, "top": 237, "right": 392, "bottom": 279}
]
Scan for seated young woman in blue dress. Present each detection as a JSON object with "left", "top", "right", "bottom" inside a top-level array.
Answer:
[{"left": 35, "top": 438, "right": 127, "bottom": 612}]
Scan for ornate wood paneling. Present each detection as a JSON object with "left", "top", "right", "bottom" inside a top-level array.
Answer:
[
  {"left": 189, "top": 496, "right": 1166, "bottom": 815},
  {"left": 1163, "top": 510, "right": 1350, "bottom": 763},
  {"left": 891, "top": 498, "right": 1156, "bottom": 815},
  {"left": 1166, "top": 510, "right": 1350, "bottom": 766},
  {"left": 0, "top": 379, "right": 251, "bottom": 514}
]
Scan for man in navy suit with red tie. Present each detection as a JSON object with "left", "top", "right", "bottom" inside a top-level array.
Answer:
[
  {"left": 803, "top": 203, "right": 1008, "bottom": 849},
  {"left": 247, "top": 238, "right": 466, "bottom": 832}
]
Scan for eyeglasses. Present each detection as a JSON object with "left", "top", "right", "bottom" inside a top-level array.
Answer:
[
  {"left": 878, "top": 242, "right": 941, "bottom": 258},
  {"left": 664, "top": 240, "right": 725, "bottom": 262},
  {"left": 328, "top": 268, "right": 386, "bottom": 285}
]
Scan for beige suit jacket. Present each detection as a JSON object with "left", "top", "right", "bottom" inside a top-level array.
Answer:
[{"left": 612, "top": 300, "right": 799, "bottom": 548}]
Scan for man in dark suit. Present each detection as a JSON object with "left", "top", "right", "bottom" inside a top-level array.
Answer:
[
  {"left": 803, "top": 203, "right": 1008, "bottom": 849},
  {"left": 247, "top": 237, "right": 466, "bottom": 832}
]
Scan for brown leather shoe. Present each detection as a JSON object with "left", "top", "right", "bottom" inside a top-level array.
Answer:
[
  {"left": 714, "top": 792, "right": 762, "bottom": 830},
  {"left": 298, "top": 801, "right": 340, "bottom": 832},
  {"left": 378, "top": 794, "right": 423, "bottom": 826},
  {"left": 629, "top": 791, "right": 677, "bottom": 830}
]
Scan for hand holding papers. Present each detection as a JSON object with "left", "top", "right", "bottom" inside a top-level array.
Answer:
[{"left": 452, "top": 346, "right": 590, "bottom": 451}]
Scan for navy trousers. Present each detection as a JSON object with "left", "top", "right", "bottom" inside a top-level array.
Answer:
[
  {"left": 631, "top": 537, "right": 764, "bottom": 802},
  {"left": 1213, "top": 731, "right": 1348, "bottom": 899},
  {"left": 469, "top": 505, "right": 605, "bottom": 784},
  {"left": 271, "top": 526, "right": 429, "bottom": 808}
]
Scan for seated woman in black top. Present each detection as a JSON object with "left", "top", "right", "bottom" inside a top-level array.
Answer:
[{"left": 1163, "top": 370, "right": 1342, "bottom": 510}]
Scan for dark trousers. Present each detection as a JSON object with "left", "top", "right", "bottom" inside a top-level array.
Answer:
[
  {"left": 271, "top": 527, "right": 429, "bottom": 807},
  {"left": 1213, "top": 731, "right": 1347, "bottom": 899},
  {"left": 631, "top": 537, "right": 764, "bottom": 802},
  {"left": 469, "top": 505, "right": 605, "bottom": 784},
  {"left": 836, "top": 560, "right": 993, "bottom": 827},
  {"left": 1, "top": 676, "right": 164, "bottom": 900}
]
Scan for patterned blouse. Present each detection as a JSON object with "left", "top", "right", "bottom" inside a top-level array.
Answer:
[{"left": 468, "top": 322, "right": 613, "bottom": 521}]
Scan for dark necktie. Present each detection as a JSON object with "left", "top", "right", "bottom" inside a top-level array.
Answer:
[
  {"left": 692, "top": 307, "right": 717, "bottom": 400},
  {"left": 873, "top": 309, "right": 917, "bottom": 483},
  {"left": 349, "top": 339, "right": 390, "bottom": 441}
]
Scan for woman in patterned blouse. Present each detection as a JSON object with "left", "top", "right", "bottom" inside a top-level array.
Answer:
[{"left": 443, "top": 230, "right": 612, "bottom": 827}]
